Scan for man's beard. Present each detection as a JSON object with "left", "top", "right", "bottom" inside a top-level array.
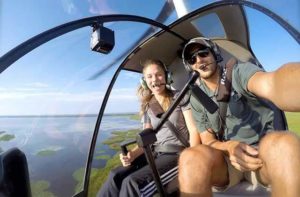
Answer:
[{"left": 199, "top": 64, "right": 218, "bottom": 79}]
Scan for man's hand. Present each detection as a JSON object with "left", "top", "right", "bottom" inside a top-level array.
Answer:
[{"left": 225, "top": 140, "right": 263, "bottom": 171}]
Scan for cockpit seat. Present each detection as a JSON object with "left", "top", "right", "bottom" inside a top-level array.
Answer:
[
  {"left": 214, "top": 181, "right": 270, "bottom": 197},
  {"left": 0, "top": 148, "right": 31, "bottom": 197}
]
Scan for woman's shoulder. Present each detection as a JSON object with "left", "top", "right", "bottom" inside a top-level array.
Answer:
[
  {"left": 171, "top": 90, "right": 180, "bottom": 97},
  {"left": 171, "top": 90, "right": 190, "bottom": 107}
]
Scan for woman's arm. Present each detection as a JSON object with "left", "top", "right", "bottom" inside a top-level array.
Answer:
[
  {"left": 182, "top": 109, "right": 201, "bottom": 147},
  {"left": 120, "top": 145, "right": 144, "bottom": 167},
  {"left": 129, "top": 145, "right": 144, "bottom": 158},
  {"left": 130, "top": 122, "right": 153, "bottom": 158},
  {"left": 119, "top": 122, "right": 152, "bottom": 167}
]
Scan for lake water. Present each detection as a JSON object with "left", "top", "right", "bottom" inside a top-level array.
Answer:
[{"left": 0, "top": 114, "right": 141, "bottom": 197}]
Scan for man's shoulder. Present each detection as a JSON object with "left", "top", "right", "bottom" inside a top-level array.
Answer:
[
  {"left": 233, "top": 61, "right": 263, "bottom": 73},
  {"left": 232, "top": 61, "right": 264, "bottom": 91}
]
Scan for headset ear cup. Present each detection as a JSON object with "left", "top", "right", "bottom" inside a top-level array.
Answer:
[
  {"left": 207, "top": 39, "right": 223, "bottom": 63},
  {"left": 184, "top": 63, "right": 193, "bottom": 73},
  {"left": 213, "top": 44, "right": 223, "bottom": 63},
  {"left": 166, "top": 71, "right": 173, "bottom": 85},
  {"left": 140, "top": 77, "right": 148, "bottom": 90},
  {"left": 216, "top": 54, "right": 223, "bottom": 63}
]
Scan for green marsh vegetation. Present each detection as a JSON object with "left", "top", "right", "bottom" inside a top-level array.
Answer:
[
  {"left": 31, "top": 180, "right": 57, "bottom": 197},
  {"left": 0, "top": 131, "right": 15, "bottom": 142},
  {"left": 88, "top": 128, "right": 140, "bottom": 197},
  {"left": 36, "top": 150, "right": 57, "bottom": 156},
  {"left": 285, "top": 112, "right": 300, "bottom": 136}
]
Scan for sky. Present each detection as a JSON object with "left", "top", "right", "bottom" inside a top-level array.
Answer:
[{"left": 0, "top": 0, "right": 299, "bottom": 116}]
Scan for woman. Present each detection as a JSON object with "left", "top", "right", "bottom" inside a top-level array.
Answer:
[{"left": 98, "top": 59, "right": 199, "bottom": 197}]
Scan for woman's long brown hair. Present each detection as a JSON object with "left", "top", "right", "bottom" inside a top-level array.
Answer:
[{"left": 137, "top": 59, "right": 173, "bottom": 117}]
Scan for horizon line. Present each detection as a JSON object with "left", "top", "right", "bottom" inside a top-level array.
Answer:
[{"left": 0, "top": 112, "right": 139, "bottom": 118}]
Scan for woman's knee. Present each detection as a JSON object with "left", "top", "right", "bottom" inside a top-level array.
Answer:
[
  {"left": 107, "top": 167, "right": 129, "bottom": 188},
  {"left": 120, "top": 174, "right": 139, "bottom": 193},
  {"left": 110, "top": 167, "right": 123, "bottom": 176},
  {"left": 122, "top": 174, "right": 134, "bottom": 185}
]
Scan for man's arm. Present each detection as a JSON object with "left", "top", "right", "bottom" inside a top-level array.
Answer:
[
  {"left": 182, "top": 109, "right": 201, "bottom": 147},
  {"left": 200, "top": 130, "right": 263, "bottom": 171},
  {"left": 248, "top": 62, "right": 300, "bottom": 112}
]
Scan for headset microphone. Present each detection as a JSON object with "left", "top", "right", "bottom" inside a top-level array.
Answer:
[
  {"left": 151, "top": 83, "right": 166, "bottom": 88},
  {"left": 199, "top": 60, "right": 216, "bottom": 69},
  {"left": 206, "top": 60, "right": 216, "bottom": 66}
]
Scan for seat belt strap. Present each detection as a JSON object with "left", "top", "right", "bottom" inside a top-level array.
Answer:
[
  {"left": 217, "top": 101, "right": 228, "bottom": 141},
  {"left": 165, "top": 120, "right": 190, "bottom": 147},
  {"left": 216, "top": 58, "right": 237, "bottom": 140},
  {"left": 153, "top": 144, "right": 185, "bottom": 153}
]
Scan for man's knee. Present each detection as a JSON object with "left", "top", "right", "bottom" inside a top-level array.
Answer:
[
  {"left": 179, "top": 145, "right": 223, "bottom": 173},
  {"left": 179, "top": 145, "right": 228, "bottom": 189},
  {"left": 180, "top": 145, "right": 210, "bottom": 167},
  {"left": 259, "top": 132, "right": 300, "bottom": 167},
  {"left": 259, "top": 131, "right": 300, "bottom": 156},
  {"left": 258, "top": 131, "right": 300, "bottom": 188}
]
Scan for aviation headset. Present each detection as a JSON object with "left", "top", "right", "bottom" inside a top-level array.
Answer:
[
  {"left": 140, "top": 60, "right": 173, "bottom": 90},
  {"left": 182, "top": 37, "right": 223, "bottom": 72}
]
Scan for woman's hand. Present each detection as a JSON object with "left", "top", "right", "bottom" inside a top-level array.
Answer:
[
  {"left": 119, "top": 150, "right": 136, "bottom": 167},
  {"left": 225, "top": 140, "right": 263, "bottom": 171}
]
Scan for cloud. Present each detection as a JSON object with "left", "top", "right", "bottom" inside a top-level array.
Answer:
[
  {"left": 123, "top": 72, "right": 142, "bottom": 79},
  {"left": 88, "top": 0, "right": 116, "bottom": 15},
  {"left": 0, "top": 87, "right": 139, "bottom": 115},
  {"left": 0, "top": 91, "right": 102, "bottom": 101},
  {"left": 0, "top": 85, "right": 137, "bottom": 99},
  {"left": 61, "top": 0, "right": 78, "bottom": 15},
  {"left": 110, "top": 87, "right": 138, "bottom": 99},
  {"left": 0, "top": 91, "right": 103, "bottom": 115},
  {"left": 0, "top": 82, "right": 50, "bottom": 94},
  {"left": 27, "top": 82, "right": 49, "bottom": 88}
]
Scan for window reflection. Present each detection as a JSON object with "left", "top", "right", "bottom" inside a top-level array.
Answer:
[
  {"left": 89, "top": 70, "right": 141, "bottom": 196},
  {"left": 191, "top": 13, "right": 225, "bottom": 38}
]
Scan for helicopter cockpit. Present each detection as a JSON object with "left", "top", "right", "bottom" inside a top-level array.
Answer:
[{"left": 0, "top": 1, "right": 299, "bottom": 197}]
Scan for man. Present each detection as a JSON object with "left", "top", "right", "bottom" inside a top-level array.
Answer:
[{"left": 178, "top": 37, "right": 300, "bottom": 197}]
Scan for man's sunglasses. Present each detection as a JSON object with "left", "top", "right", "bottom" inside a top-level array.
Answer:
[{"left": 186, "top": 48, "right": 210, "bottom": 65}]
